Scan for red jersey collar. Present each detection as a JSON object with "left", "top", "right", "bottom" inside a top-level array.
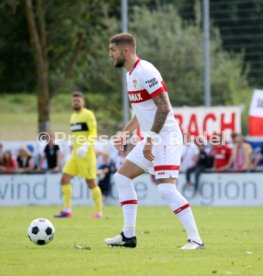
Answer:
[{"left": 129, "top": 58, "right": 141, "bottom": 75}]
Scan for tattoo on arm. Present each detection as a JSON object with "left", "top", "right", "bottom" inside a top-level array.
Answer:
[{"left": 151, "top": 92, "right": 170, "bottom": 133}]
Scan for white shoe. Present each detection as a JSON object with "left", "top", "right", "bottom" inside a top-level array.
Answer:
[
  {"left": 105, "top": 232, "right": 137, "bottom": 248},
  {"left": 180, "top": 240, "right": 205, "bottom": 250}
]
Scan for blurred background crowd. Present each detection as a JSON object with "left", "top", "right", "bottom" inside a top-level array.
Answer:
[{"left": 1, "top": 132, "right": 263, "bottom": 199}]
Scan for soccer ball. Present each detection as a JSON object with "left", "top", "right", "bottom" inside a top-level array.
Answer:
[{"left": 27, "top": 218, "right": 55, "bottom": 245}]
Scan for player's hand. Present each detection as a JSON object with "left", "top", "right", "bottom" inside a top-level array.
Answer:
[
  {"left": 76, "top": 142, "right": 89, "bottom": 158},
  {"left": 113, "top": 135, "right": 123, "bottom": 151},
  {"left": 143, "top": 137, "right": 155, "bottom": 161},
  {"left": 113, "top": 131, "right": 129, "bottom": 151}
]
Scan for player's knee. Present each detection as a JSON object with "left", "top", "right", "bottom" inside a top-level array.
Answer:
[
  {"left": 61, "top": 174, "right": 71, "bottom": 185},
  {"left": 114, "top": 172, "right": 131, "bottom": 190},
  {"left": 61, "top": 179, "right": 68, "bottom": 185},
  {"left": 113, "top": 172, "right": 122, "bottom": 186}
]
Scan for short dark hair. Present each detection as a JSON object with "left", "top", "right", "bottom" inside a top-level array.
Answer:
[
  {"left": 72, "top": 91, "right": 84, "bottom": 98},
  {"left": 109, "top": 33, "right": 136, "bottom": 48}
]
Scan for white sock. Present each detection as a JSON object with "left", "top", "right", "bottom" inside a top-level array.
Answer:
[
  {"left": 157, "top": 183, "right": 202, "bottom": 244},
  {"left": 114, "top": 172, "right": 138, "bottom": 238}
]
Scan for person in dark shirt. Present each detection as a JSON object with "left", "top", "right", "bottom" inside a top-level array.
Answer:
[
  {"left": 44, "top": 144, "right": 61, "bottom": 172},
  {"left": 40, "top": 132, "right": 61, "bottom": 173},
  {"left": 97, "top": 152, "right": 115, "bottom": 201},
  {"left": 251, "top": 144, "right": 263, "bottom": 170},
  {"left": 185, "top": 143, "right": 209, "bottom": 193}
]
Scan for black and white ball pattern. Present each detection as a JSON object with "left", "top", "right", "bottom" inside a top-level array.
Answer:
[{"left": 27, "top": 218, "right": 55, "bottom": 245}]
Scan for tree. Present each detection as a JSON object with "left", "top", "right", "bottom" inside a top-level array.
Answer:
[
  {"left": 25, "top": 0, "right": 113, "bottom": 132},
  {"left": 24, "top": 0, "right": 51, "bottom": 132},
  {"left": 209, "top": 0, "right": 263, "bottom": 87},
  {"left": 0, "top": 0, "right": 35, "bottom": 92},
  {"left": 1, "top": 0, "right": 112, "bottom": 132}
]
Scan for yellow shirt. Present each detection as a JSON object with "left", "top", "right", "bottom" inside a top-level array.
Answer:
[{"left": 70, "top": 108, "right": 97, "bottom": 151}]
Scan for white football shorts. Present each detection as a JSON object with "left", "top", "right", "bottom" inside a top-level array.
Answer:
[{"left": 126, "top": 137, "right": 183, "bottom": 179}]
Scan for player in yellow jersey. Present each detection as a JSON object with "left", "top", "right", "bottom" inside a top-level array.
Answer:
[{"left": 54, "top": 91, "right": 103, "bottom": 218}]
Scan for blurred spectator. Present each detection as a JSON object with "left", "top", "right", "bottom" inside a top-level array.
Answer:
[
  {"left": 229, "top": 132, "right": 238, "bottom": 149},
  {"left": 0, "top": 143, "right": 3, "bottom": 165},
  {"left": 180, "top": 134, "right": 199, "bottom": 173},
  {"left": 0, "top": 150, "right": 16, "bottom": 173},
  {"left": 16, "top": 146, "right": 35, "bottom": 173},
  {"left": 229, "top": 134, "right": 252, "bottom": 171},
  {"left": 251, "top": 144, "right": 263, "bottom": 170},
  {"left": 212, "top": 134, "right": 232, "bottom": 171},
  {"left": 97, "top": 152, "right": 115, "bottom": 201},
  {"left": 185, "top": 142, "right": 209, "bottom": 194},
  {"left": 38, "top": 132, "right": 62, "bottom": 173},
  {"left": 243, "top": 137, "right": 253, "bottom": 169}
]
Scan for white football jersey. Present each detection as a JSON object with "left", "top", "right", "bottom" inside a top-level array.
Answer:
[{"left": 127, "top": 59, "right": 181, "bottom": 137}]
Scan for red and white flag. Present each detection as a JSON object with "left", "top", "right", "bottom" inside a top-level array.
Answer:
[{"left": 248, "top": 89, "right": 263, "bottom": 136}]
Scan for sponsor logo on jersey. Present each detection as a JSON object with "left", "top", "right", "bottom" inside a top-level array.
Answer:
[
  {"left": 145, "top": 78, "right": 158, "bottom": 88},
  {"left": 71, "top": 124, "right": 82, "bottom": 131},
  {"left": 70, "top": 122, "right": 89, "bottom": 132},
  {"left": 128, "top": 92, "right": 143, "bottom": 102},
  {"left": 128, "top": 89, "right": 151, "bottom": 103}
]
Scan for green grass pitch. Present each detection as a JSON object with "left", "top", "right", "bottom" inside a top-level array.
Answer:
[{"left": 0, "top": 206, "right": 262, "bottom": 275}]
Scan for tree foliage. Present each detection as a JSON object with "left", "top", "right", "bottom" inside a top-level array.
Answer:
[
  {"left": 0, "top": 0, "right": 35, "bottom": 92},
  {"left": 0, "top": 0, "right": 118, "bottom": 132},
  {"left": 210, "top": 0, "right": 263, "bottom": 87}
]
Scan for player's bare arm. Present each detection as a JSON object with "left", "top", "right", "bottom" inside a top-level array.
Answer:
[
  {"left": 114, "top": 116, "right": 139, "bottom": 151},
  {"left": 151, "top": 92, "right": 170, "bottom": 133},
  {"left": 143, "top": 93, "right": 170, "bottom": 161},
  {"left": 123, "top": 115, "right": 139, "bottom": 134}
]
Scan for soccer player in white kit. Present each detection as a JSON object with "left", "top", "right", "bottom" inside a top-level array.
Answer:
[{"left": 105, "top": 33, "right": 204, "bottom": 250}]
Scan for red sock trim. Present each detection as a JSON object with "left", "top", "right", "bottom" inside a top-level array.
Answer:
[
  {"left": 173, "top": 203, "right": 190, "bottom": 215},
  {"left": 120, "top": 200, "right": 138, "bottom": 206}
]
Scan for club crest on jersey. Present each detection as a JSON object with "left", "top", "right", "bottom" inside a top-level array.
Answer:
[
  {"left": 128, "top": 92, "right": 143, "bottom": 102},
  {"left": 133, "top": 79, "right": 138, "bottom": 88}
]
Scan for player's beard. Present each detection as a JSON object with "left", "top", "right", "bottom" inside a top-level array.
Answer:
[
  {"left": 115, "top": 53, "right": 126, "bottom": 68},
  {"left": 73, "top": 105, "right": 81, "bottom": 111}
]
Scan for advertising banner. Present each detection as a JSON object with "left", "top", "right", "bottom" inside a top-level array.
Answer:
[
  {"left": 173, "top": 106, "right": 242, "bottom": 138},
  {"left": 135, "top": 106, "right": 242, "bottom": 141},
  {"left": 0, "top": 173, "right": 262, "bottom": 206}
]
